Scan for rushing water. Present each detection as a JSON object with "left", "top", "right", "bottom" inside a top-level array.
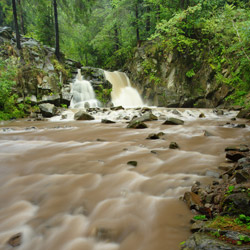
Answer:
[
  {"left": 104, "top": 71, "right": 144, "bottom": 108},
  {"left": 0, "top": 107, "right": 249, "bottom": 250},
  {"left": 70, "top": 69, "right": 100, "bottom": 109}
]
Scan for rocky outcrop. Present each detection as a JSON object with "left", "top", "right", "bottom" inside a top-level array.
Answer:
[{"left": 126, "top": 40, "right": 235, "bottom": 108}]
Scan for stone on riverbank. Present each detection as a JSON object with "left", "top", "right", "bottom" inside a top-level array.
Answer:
[{"left": 39, "top": 103, "right": 57, "bottom": 117}]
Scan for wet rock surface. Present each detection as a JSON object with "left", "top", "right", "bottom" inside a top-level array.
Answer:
[
  {"left": 7, "top": 233, "right": 22, "bottom": 247},
  {"left": 39, "top": 103, "right": 57, "bottom": 118},
  {"left": 162, "top": 117, "right": 184, "bottom": 125},
  {"left": 74, "top": 111, "right": 95, "bottom": 120}
]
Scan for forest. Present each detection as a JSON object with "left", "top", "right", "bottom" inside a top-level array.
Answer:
[{"left": 0, "top": 0, "right": 250, "bottom": 119}]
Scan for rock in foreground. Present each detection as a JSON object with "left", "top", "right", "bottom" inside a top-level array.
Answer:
[
  {"left": 74, "top": 111, "right": 95, "bottom": 120},
  {"left": 162, "top": 117, "right": 184, "bottom": 125}
]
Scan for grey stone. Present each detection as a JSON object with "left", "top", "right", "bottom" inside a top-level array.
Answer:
[
  {"left": 127, "top": 161, "right": 138, "bottom": 167},
  {"left": 162, "top": 117, "right": 184, "bottom": 125},
  {"left": 205, "top": 170, "right": 220, "bottom": 178},
  {"left": 7, "top": 233, "right": 22, "bottom": 247},
  {"left": 101, "top": 119, "right": 115, "bottom": 124},
  {"left": 74, "top": 111, "right": 95, "bottom": 121},
  {"left": 39, "top": 103, "right": 57, "bottom": 117},
  {"left": 127, "top": 121, "right": 148, "bottom": 129},
  {"left": 181, "top": 232, "right": 248, "bottom": 250},
  {"left": 42, "top": 94, "right": 60, "bottom": 105},
  {"left": 169, "top": 142, "right": 180, "bottom": 149},
  {"left": 190, "top": 221, "right": 206, "bottom": 233},
  {"left": 146, "top": 133, "right": 160, "bottom": 140}
]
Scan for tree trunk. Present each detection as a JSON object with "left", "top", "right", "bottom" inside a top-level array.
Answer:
[
  {"left": 146, "top": 6, "right": 150, "bottom": 33},
  {"left": 114, "top": 25, "right": 119, "bottom": 51},
  {"left": 135, "top": 1, "right": 140, "bottom": 42},
  {"left": 17, "top": 0, "right": 25, "bottom": 34},
  {"left": 12, "top": 0, "right": 21, "bottom": 50},
  {"left": 53, "top": 0, "right": 60, "bottom": 60}
]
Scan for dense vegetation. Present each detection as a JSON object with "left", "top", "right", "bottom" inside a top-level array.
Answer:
[{"left": 0, "top": 0, "right": 250, "bottom": 119}]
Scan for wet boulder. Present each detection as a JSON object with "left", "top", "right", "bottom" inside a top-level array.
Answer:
[
  {"left": 222, "top": 192, "right": 250, "bottom": 216},
  {"left": 127, "top": 120, "right": 148, "bottom": 129},
  {"left": 181, "top": 232, "right": 247, "bottom": 250},
  {"left": 234, "top": 169, "right": 250, "bottom": 184},
  {"left": 169, "top": 142, "right": 180, "bottom": 149},
  {"left": 183, "top": 192, "right": 202, "bottom": 210},
  {"left": 101, "top": 119, "right": 115, "bottom": 124},
  {"left": 226, "top": 151, "right": 247, "bottom": 162},
  {"left": 236, "top": 108, "right": 250, "bottom": 119},
  {"left": 127, "top": 161, "right": 138, "bottom": 167},
  {"left": 141, "top": 107, "right": 152, "bottom": 113},
  {"left": 111, "top": 106, "right": 124, "bottom": 111},
  {"left": 41, "top": 94, "right": 60, "bottom": 106},
  {"left": 213, "top": 109, "right": 224, "bottom": 116},
  {"left": 225, "top": 145, "right": 249, "bottom": 152},
  {"left": 74, "top": 111, "right": 95, "bottom": 120},
  {"left": 7, "top": 233, "right": 22, "bottom": 247},
  {"left": 146, "top": 133, "right": 160, "bottom": 140},
  {"left": 162, "top": 117, "right": 184, "bottom": 125},
  {"left": 39, "top": 103, "right": 57, "bottom": 117},
  {"left": 132, "top": 112, "right": 158, "bottom": 123}
]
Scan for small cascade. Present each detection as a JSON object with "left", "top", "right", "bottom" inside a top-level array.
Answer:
[
  {"left": 70, "top": 69, "right": 99, "bottom": 108},
  {"left": 104, "top": 71, "right": 144, "bottom": 107}
]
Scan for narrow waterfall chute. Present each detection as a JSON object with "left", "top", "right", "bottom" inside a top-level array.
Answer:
[
  {"left": 70, "top": 69, "right": 100, "bottom": 108},
  {"left": 104, "top": 71, "right": 144, "bottom": 108}
]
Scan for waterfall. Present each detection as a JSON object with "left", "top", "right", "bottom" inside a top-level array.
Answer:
[
  {"left": 70, "top": 69, "right": 99, "bottom": 108},
  {"left": 104, "top": 71, "right": 144, "bottom": 108}
]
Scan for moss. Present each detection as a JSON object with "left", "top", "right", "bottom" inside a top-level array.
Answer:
[{"left": 207, "top": 216, "right": 250, "bottom": 234}]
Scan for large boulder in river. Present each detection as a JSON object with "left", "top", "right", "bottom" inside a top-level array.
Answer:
[
  {"left": 131, "top": 112, "right": 158, "bottom": 123},
  {"left": 237, "top": 108, "right": 250, "bottom": 119},
  {"left": 127, "top": 120, "right": 148, "bottom": 129},
  {"left": 74, "top": 110, "right": 95, "bottom": 120},
  {"left": 39, "top": 103, "right": 57, "bottom": 117},
  {"left": 162, "top": 117, "right": 184, "bottom": 125}
]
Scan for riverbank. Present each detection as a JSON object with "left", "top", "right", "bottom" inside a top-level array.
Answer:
[{"left": 181, "top": 121, "right": 250, "bottom": 249}]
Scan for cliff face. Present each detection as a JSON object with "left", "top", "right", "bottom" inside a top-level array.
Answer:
[{"left": 126, "top": 40, "right": 234, "bottom": 108}]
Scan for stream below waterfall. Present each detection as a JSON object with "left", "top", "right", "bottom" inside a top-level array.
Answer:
[{"left": 0, "top": 108, "right": 249, "bottom": 250}]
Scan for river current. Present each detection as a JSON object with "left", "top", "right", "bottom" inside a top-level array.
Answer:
[{"left": 0, "top": 108, "right": 249, "bottom": 250}]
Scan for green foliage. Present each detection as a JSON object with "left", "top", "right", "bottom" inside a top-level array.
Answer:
[
  {"left": 211, "top": 229, "right": 221, "bottom": 237},
  {"left": 193, "top": 215, "right": 207, "bottom": 220},
  {"left": 227, "top": 185, "right": 235, "bottom": 194},
  {"left": 95, "top": 87, "right": 112, "bottom": 105},
  {"left": 234, "top": 214, "right": 250, "bottom": 229},
  {"left": 61, "top": 104, "right": 68, "bottom": 108},
  {"left": 0, "top": 57, "right": 25, "bottom": 120},
  {"left": 186, "top": 69, "right": 195, "bottom": 78}
]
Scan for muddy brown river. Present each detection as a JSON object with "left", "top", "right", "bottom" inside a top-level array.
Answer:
[{"left": 0, "top": 108, "right": 249, "bottom": 250}]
